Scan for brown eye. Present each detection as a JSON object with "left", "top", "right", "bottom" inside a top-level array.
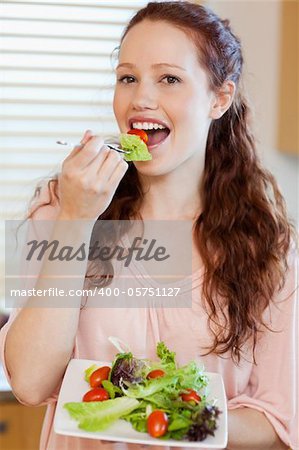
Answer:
[
  {"left": 161, "top": 75, "right": 181, "bottom": 84},
  {"left": 117, "top": 76, "right": 136, "bottom": 84}
]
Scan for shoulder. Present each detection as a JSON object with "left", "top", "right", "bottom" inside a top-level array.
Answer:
[{"left": 27, "top": 177, "right": 61, "bottom": 221}]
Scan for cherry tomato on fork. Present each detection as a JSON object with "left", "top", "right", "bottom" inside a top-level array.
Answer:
[
  {"left": 82, "top": 387, "right": 109, "bottom": 402},
  {"left": 147, "top": 410, "right": 168, "bottom": 438},
  {"left": 180, "top": 388, "right": 201, "bottom": 404},
  {"left": 89, "top": 366, "right": 111, "bottom": 388},
  {"left": 147, "top": 369, "right": 165, "bottom": 379},
  {"left": 127, "top": 129, "right": 148, "bottom": 144}
]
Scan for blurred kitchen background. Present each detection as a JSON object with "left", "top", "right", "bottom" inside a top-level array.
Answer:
[{"left": 0, "top": 1, "right": 298, "bottom": 448}]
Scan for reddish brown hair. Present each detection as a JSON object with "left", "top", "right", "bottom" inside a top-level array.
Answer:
[{"left": 28, "top": 1, "right": 293, "bottom": 363}]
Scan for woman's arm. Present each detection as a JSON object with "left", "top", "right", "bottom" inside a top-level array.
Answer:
[
  {"left": 5, "top": 216, "right": 94, "bottom": 406},
  {"left": 227, "top": 246, "right": 297, "bottom": 450},
  {"left": 4, "top": 132, "right": 129, "bottom": 406},
  {"left": 227, "top": 408, "right": 289, "bottom": 449}
]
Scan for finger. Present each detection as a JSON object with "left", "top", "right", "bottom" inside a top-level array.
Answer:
[
  {"left": 82, "top": 144, "right": 111, "bottom": 174},
  {"left": 95, "top": 150, "right": 124, "bottom": 183},
  {"left": 69, "top": 136, "right": 105, "bottom": 168},
  {"left": 80, "top": 129, "right": 93, "bottom": 145},
  {"left": 106, "top": 158, "right": 128, "bottom": 188},
  {"left": 65, "top": 130, "right": 94, "bottom": 160}
]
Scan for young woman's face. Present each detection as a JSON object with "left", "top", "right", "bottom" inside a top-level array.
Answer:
[{"left": 113, "top": 20, "right": 215, "bottom": 176}]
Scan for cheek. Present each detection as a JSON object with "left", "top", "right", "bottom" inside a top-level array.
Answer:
[
  {"left": 167, "top": 90, "right": 203, "bottom": 128},
  {"left": 113, "top": 88, "right": 127, "bottom": 122},
  {"left": 177, "top": 94, "right": 211, "bottom": 136},
  {"left": 170, "top": 102, "right": 198, "bottom": 144},
  {"left": 112, "top": 90, "right": 121, "bottom": 120}
]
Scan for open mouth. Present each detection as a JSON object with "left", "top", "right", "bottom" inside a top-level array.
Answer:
[{"left": 129, "top": 123, "right": 171, "bottom": 148}]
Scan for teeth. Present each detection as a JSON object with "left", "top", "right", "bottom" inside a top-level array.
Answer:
[{"left": 132, "top": 121, "right": 166, "bottom": 130}]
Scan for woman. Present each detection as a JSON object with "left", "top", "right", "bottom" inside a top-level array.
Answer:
[{"left": 0, "top": 2, "right": 297, "bottom": 449}]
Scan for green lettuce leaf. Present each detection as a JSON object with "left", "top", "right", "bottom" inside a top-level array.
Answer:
[
  {"left": 156, "top": 341, "right": 176, "bottom": 370},
  {"left": 128, "top": 415, "right": 148, "bottom": 433},
  {"left": 123, "top": 402, "right": 149, "bottom": 433},
  {"left": 143, "top": 392, "right": 173, "bottom": 409},
  {"left": 64, "top": 397, "right": 139, "bottom": 432},
  {"left": 175, "top": 361, "right": 208, "bottom": 393},
  {"left": 120, "top": 134, "right": 152, "bottom": 161},
  {"left": 101, "top": 380, "right": 122, "bottom": 399},
  {"left": 123, "top": 374, "right": 179, "bottom": 399},
  {"left": 168, "top": 416, "right": 192, "bottom": 432},
  {"left": 84, "top": 364, "right": 99, "bottom": 383}
]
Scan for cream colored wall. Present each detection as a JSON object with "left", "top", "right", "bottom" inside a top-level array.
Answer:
[{"left": 206, "top": 0, "right": 298, "bottom": 224}]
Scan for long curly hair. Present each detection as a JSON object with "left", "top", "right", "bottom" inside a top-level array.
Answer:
[{"left": 27, "top": 1, "right": 293, "bottom": 363}]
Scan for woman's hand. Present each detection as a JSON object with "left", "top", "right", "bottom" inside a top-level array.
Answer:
[{"left": 58, "top": 130, "right": 128, "bottom": 220}]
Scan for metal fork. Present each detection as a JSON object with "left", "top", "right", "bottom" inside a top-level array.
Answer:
[{"left": 56, "top": 140, "right": 131, "bottom": 154}]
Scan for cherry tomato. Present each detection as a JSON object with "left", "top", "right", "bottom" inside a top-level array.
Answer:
[
  {"left": 82, "top": 387, "right": 109, "bottom": 402},
  {"left": 180, "top": 388, "right": 201, "bottom": 403},
  {"left": 147, "top": 369, "right": 165, "bottom": 379},
  {"left": 147, "top": 410, "right": 168, "bottom": 438},
  {"left": 127, "top": 129, "right": 148, "bottom": 144},
  {"left": 89, "top": 366, "right": 111, "bottom": 388}
]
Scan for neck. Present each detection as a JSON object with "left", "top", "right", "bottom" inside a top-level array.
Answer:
[{"left": 138, "top": 159, "right": 204, "bottom": 221}]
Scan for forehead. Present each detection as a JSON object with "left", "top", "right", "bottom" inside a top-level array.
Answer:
[{"left": 119, "top": 20, "right": 199, "bottom": 68}]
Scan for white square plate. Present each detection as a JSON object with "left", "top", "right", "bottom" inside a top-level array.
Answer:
[{"left": 54, "top": 359, "right": 227, "bottom": 448}]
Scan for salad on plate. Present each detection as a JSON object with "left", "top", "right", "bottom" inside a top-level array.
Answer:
[{"left": 64, "top": 342, "right": 221, "bottom": 443}]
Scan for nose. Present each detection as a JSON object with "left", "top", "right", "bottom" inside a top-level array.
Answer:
[{"left": 131, "top": 81, "right": 158, "bottom": 111}]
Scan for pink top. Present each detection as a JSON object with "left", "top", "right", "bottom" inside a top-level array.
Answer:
[{"left": 1, "top": 184, "right": 298, "bottom": 450}]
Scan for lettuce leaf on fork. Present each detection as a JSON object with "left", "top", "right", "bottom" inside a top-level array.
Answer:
[{"left": 120, "top": 133, "right": 152, "bottom": 161}]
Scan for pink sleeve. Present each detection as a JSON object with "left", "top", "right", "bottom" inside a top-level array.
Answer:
[
  {"left": 0, "top": 180, "right": 64, "bottom": 406},
  {"left": 228, "top": 247, "right": 298, "bottom": 449}
]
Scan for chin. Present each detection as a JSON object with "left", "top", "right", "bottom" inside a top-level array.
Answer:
[{"left": 133, "top": 160, "right": 178, "bottom": 177}]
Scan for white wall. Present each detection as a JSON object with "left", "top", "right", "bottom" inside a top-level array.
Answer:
[{"left": 206, "top": 0, "right": 298, "bottom": 225}]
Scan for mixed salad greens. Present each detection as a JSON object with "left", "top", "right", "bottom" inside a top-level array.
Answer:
[
  {"left": 120, "top": 129, "right": 152, "bottom": 162},
  {"left": 64, "top": 342, "right": 221, "bottom": 442}
]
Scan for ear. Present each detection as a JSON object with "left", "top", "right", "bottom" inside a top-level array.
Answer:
[{"left": 209, "top": 80, "right": 236, "bottom": 120}]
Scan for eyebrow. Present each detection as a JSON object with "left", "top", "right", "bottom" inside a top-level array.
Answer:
[{"left": 116, "top": 62, "right": 187, "bottom": 71}]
